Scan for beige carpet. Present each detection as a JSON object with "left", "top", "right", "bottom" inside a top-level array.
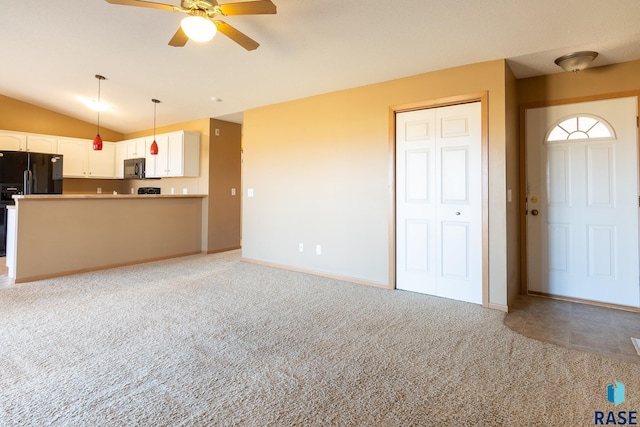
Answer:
[{"left": 0, "top": 250, "right": 638, "bottom": 426}]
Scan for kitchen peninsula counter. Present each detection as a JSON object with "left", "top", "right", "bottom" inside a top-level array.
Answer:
[{"left": 7, "top": 193, "right": 206, "bottom": 283}]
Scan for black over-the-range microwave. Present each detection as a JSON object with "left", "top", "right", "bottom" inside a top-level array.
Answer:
[{"left": 124, "top": 158, "right": 145, "bottom": 179}]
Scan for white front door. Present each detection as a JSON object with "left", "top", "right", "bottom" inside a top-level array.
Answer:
[
  {"left": 526, "top": 97, "right": 640, "bottom": 307},
  {"left": 396, "top": 102, "right": 482, "bottom": 304}
]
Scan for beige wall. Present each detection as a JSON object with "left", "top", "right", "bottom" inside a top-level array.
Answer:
[{"left": 243, "top": 60, "right": 511, "bottom": 306}]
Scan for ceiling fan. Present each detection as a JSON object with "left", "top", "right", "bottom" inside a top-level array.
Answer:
[{"left": 105, "top": 0, "right": 276, "bottom": 50}]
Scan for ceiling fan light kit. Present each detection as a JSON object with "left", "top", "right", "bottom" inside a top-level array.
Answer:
[
  {"left": 105, "top": 0, "right": 277, "bottom": 50},
  {"left": 554, "top": 51, "right": 599, "bottom": 73},
  {"left": 181, "top": 12, "right": 217, "bottom": 42}
]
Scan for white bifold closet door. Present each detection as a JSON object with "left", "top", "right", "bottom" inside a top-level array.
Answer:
[{"left": 396, "top": 102, "right": 482, "bottom": 304}]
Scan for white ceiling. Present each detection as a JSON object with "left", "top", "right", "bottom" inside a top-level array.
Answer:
[{"left": 1, "top": 0, "right": 640, "bottom": 134}]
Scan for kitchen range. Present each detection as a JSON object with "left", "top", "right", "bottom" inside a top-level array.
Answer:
[{"left": 0, "top": 151, "right": 63, "bottom": 256}]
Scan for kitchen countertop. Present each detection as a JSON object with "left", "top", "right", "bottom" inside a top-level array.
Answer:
[{"left": 13, "top": 193, "right": 206, "bottom": 201}]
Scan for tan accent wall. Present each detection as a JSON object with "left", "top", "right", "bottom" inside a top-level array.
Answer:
[
  {"left": 207, "top": 120, "right": 242, "bottom": 253},
  {"left": 517, "top": 59, "right": 640, "bottom": 104},
  {"left": 243, "top": 60, "right": 511, "bottom": 306},
  {"left": 0, "top": 93, "right": 123, "bottom": 141}
]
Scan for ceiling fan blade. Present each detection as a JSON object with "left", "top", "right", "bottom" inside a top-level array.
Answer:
[
  {"left": 168, "top": 27, "right": 189, "bottom": 47},
  {"left": 214, "top": 21, "right": 260, "bottom": 50},
  {"left": 218, "top": 0, "right": 276, "bottom": 16},
  {"left": 105, "top": 0, "right": 180, "bottom": 12}
]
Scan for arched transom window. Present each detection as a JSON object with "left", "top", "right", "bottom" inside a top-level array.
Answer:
[{"left": 545, "top": 114, "right": 615, "bottom": 143}]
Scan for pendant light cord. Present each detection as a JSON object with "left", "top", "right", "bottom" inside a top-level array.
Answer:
[
  {"left": 152, "top": 99, "right": 161, "bottom": 139},
  {"left": 153, "top": 101, "right": 157, "bottom": 140},
  {"left": 96, "top": 79, "right": 100, "bottom": 134},
  {"left": 95, "top": 75, "right": 106, "bottom": 135}
]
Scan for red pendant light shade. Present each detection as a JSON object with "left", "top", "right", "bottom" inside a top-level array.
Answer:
[
  {"left": 93, "top": 134, "right": 103, "bottom": 150},
  {"left": 93, "top": 74, "right": 106, "bottom": 151},
  {"left": 150, "top": 99, "right": 161, "bottom": 155}
]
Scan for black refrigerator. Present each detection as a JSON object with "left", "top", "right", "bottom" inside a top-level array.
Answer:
[{"left": 0, "top": 151, "right": 63, "bottom": 256}]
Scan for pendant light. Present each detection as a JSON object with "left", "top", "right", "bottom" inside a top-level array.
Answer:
[
  {"left": 150, "top": 99, "right": 160, "bottom": 155},
  {"left": 92, "top": 75, "right": 106, "bottom": 151}
]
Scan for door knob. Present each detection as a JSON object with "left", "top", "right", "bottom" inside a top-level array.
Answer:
[
  {"left": 455, "top": 212, "right": 461, "bottom": 216},
  {"left": 531, "top": 209, "right": 539, "bottom": 216}
]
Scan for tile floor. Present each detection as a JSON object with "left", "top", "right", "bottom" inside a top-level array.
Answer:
[{"left": 505, "top": 295, "right": 640, "bottom": 364}]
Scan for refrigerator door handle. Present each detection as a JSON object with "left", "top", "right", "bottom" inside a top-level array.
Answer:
[{"left": 23, "top": 170, "right": 32, "bottom": 195}]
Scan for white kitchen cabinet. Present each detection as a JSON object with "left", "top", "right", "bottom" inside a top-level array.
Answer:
[
  {"left": 25, "top": 135, "right": 57, "bottom": 153},
  {"left": 126, "top": 138, "right": 147, "bottom": 159},
  {"left": 88, "top": 142, "right": 115, "bottom": 178},
  {"left": 57, "top": 137, "right": 115, "bottom": 178},
  {"left": 115, "top": 143, "right": 127, "bottom": 178},
  {"left": 57, "top": 137, "right": 87, "bottom": 177},
  {"left": 0, "top": 131, "right": 57, "bottom": 153},
  {"left": 145, "top": 131, "right": 199, "bottom": 178},
  {"left": 0, "top": 132, "right": 25, "bottom": 151}
]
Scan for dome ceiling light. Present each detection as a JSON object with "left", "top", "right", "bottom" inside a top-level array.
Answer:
[{"left": 554, "top": 51, "right": 599, "bottom": 73}]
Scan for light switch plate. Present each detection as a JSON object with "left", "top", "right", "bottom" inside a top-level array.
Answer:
[{"left": 248, "top": 188, "right": 254, "bottom": 197}]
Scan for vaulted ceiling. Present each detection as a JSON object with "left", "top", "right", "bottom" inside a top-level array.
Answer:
[{"left": 1, "top": 0, "right": 639, "bottom": 133}]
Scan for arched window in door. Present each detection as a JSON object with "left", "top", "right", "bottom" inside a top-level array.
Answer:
[{"left": 545, "top": 114, "right": 615, "bottom": 143}]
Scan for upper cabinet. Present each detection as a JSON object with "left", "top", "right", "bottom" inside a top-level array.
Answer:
[
  {"left": 138, "top": 131, "right": 200, "bottom": 178},
  {"left": 88, "top": 143, "right": 116, "bottom": 178},
  {"left": 126, "top": 138, "right": 147, "bottom": 159},
  {"left": 115, "top": 143, "right": 127, "bottom": 179},
  {"left": 57, "top": 137, "right": 115, "bottom": 178},
  {"left": 0, "top": 132, "right": 25, "bottom": 151},
  {"left": 0, "top": 129, "right": 199, "bottom": 180},
  {"left": 0, "top": 131, "right": 57, "bottom": 153},
  {"left": 26, "top": 135, "right": 57, "bottom": 153}
]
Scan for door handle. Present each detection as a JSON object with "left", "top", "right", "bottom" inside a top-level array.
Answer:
[{"left": 531, "top": 209, "right": 539, "bottom": 216}]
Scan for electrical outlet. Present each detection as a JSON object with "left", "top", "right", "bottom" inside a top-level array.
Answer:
[
  {"left": 299, "top": 243, "right": 304, "bottom": 252},
  {"left": 231, "top": 188, "right": 236, "bottom": 196},
  {"left": 316, "top": 245, "right": 322, "bottom": 255}
]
